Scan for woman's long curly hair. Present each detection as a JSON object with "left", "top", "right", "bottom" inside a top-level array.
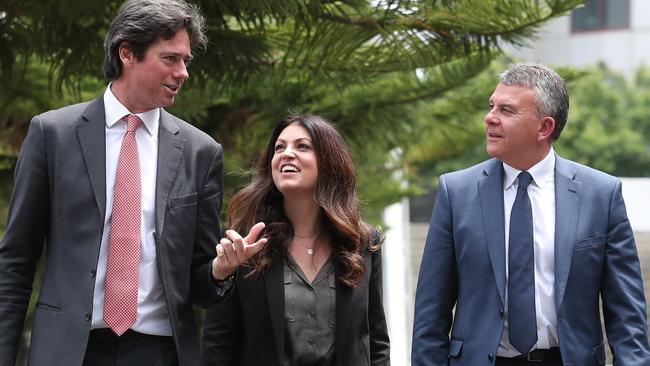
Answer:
[{"left": 227, "top": 114, "right": 381, "bottom": 288}]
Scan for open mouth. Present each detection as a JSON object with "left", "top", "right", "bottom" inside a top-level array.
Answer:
[
  {"left": 164, "top": 84, "right": 180, "bottom": 93},
  {"left": 280, "top": 164, "right": 299, "bottom": 173}
]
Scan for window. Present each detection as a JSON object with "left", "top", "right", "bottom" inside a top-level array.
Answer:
[{"left": 571, "top": 0, "right": 630, "bottom": 32}]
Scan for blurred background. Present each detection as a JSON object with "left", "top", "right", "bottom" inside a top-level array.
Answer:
[{"left": 1, "top": 0, "right": 648, "bottom": 364}]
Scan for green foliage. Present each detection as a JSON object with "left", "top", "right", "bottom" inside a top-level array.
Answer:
[
  {"left": 0, "top": 0, "right": 585, "bottom": 224},
  {"left": 417, "top": 62, "right": 650, "bottom": 192},
  {"left": 0, "top": 1, "right": 588, "bottom": 363},
  {"left": 555, "top": 63, "right": 650, "bottom": 176}
]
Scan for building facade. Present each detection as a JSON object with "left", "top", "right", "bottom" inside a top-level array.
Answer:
[{"left": 505, "top": 0, "right": 650, "bottom": 76}]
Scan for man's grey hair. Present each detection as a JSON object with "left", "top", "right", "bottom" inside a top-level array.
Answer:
[
  {"left": 500, "top": 63, "right": 569, "bottom": 141},
  {"left": 103, "top": 0, "right": 208, "bottom": 80}
]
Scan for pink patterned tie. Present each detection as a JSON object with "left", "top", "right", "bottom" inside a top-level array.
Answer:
[{"left": 104, "top": 114, "right": 143, "bottom": 336}]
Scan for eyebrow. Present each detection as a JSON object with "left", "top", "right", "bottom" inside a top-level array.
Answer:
[
  {"left": 160, "top": 51, "right": 193, "bottom": 60},
  {"left": 275, "top": 137, "right": 312, "bottom": 144},
  {"left": 489, "top": 98, "right": 518, "bottom": 109}
]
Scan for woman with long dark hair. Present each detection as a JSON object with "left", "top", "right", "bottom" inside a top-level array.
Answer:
[{"left": 203, "top": 114, "right": 390, "bottom": 365}]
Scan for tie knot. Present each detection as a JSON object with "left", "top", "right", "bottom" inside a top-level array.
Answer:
[
  {"left": 517, "top": 171, "right": 533, "bottom": 189},
  {"left": 123, "top": 114, "right": 143, "bottom": 133}
]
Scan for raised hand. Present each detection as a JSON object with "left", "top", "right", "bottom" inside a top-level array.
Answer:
[{"left": 212, "top": 222, "right": 268, "bottom": 280}]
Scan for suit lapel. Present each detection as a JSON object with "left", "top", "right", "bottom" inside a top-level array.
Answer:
[
  {"left": 335, "top": 265, "right": 353, "bottom": 363},
  {"left": 154, "top": 110, "right": 184, "bottom": 238},
  {"left": 77, "top": 97, "right": 107, "bottom": 221},
  {"left": 265, "top": 257, "right": 285, "bottom": 366},
  {"left": 478, "top": 159, "right": 507, "bottom": 304},
  {"left": 553, "top": 155, "right": 581, "bottom": 308}
]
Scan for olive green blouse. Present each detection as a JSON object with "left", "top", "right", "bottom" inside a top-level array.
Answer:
[{"left": 283, "top": 255, "right": 336, "bottom": 366}]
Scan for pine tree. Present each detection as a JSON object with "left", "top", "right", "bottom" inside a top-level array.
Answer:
[{"left": 0, "top": 0, "right": 586, "bottom": 221}]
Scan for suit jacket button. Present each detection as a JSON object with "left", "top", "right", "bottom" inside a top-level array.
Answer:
[
  {"left": 90, "top": 269, "right": 96, "bottom": 278},
  {"left": 85, "top": 313, "right": 91, "bottom": 321},
  {"left": 488, "top": 353, "right": 494, "bottom": 361},
  {"left": 499, "top": 308, "right": 504, "bottom": 318}
]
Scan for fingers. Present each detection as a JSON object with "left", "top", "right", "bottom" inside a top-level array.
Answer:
[
  {"left": 224, "top": 230, "right": 248, "bottom": 263},
  {"left": 212, "top": 237, "right": 237, "bottom": 280},
  {"left": 216, "top": 243, "right": 226, "bottom": 258},
  {"left": 247, "top": 237, "right": 268, "bottom": 256},
  {"left": 212, "top": 225, "right": 269, "bottom": 281},
  {"left": 224, "top": 223, "right": 267, "bottom": 258},
  {"left": 246, "top": 222, "right": 266, "bottom": 243},
  {"left": 218, "top": 237, "right": 234, "bottom": 261}
]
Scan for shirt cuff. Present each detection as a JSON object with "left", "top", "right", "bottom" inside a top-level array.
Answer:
[{"left": 210, "top": 263, "right": 236, "bottom": 297}]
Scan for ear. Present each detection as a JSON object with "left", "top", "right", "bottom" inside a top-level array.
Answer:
[
  {"left": 538, "top": 116, "right": 555, "bottom": 142},
  {"left": 118, "top": 43, "right": 135, "bottom": 68}
]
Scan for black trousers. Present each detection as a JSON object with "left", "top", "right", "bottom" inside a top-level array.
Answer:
[{"left": 83, "top": 329, "right": 178, "bottom": 366}]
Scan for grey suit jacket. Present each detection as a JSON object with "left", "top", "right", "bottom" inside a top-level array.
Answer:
[
  {"left": 412, "top": 155, "right": 650, "bottom": 366},
  {"left": 0, "top": 97, "right": 224, "bottom": 365}
]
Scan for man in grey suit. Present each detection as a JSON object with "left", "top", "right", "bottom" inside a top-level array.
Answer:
[
  {"left": 0, "top": 0, "right": 264, "bottom": 365},
  {"left": 412, "top": 63, "right": 650, "bottom": 365}
]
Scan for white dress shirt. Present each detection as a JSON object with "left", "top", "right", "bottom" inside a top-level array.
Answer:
[
  {"left": 497, "top": 148, "right": 558, "bottom": 356},
  {"left": 91, "top": 85, "right": 172, "bottom": 336}
]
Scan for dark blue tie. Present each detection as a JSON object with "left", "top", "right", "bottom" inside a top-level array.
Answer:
[{"left": 508, "top": 171, "right": 537, "bottom": 354}]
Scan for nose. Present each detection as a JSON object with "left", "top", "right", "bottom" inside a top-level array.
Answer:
[
  {"left": 282, "top": 146, "right": 296, "bottom": 158},
  {"left": 484, "top": 108, "right": 498, "bottom": 126},
  {"left": 175, "top": 61, "right": 189, "bottom": 81}
]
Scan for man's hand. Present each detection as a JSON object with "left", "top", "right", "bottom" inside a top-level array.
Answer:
[{"left": 212, "top": 222, "right": 268, "bottom": 280}]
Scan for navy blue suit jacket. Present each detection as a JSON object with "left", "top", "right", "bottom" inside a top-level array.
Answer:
[{"left": 412, "top": 155, "right": 650, "bottom": 366}]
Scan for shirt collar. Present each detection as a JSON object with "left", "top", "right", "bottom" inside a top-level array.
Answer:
[
  {"left": 103, "top": 83, "right": 159, "bottom": 137},
  {"left": 503, "top": 147, "right": 556, "bottom": 190}
]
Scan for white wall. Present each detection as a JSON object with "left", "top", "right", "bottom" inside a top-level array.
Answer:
[
  {"left": 382, "top": 198, "right": 413, "bottom": 365},
  {"left": 504, "top": 0, "right": 650, "bottom": 76},
  {"left": 621, "top": 178, "right": 650, "bottom": 232}
]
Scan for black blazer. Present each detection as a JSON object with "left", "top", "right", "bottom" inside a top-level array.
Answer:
[
  {"left": 202, "top": 248, "right": 390, "bottom": 366},
  {"left": 0, "top": 97, "right": 224, "bottom": 366}
]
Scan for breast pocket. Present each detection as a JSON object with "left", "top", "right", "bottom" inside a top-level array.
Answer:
[
  {"left": 170, "top": 192, "right": 198, "bottom": 209},
  {"left": 573, "top": 235, "right": 606, "bottom": 264},
  {"left": 571, "top": 236, "right": 606, "bottom": 290},
  {"left": 164, "top": 192, "right": 198, "bottom": 260},
  {"left": 574, "top": 235, "right": 606, "bottom": 252}
]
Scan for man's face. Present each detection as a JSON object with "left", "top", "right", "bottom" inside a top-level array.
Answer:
[
  {"left": 484, "top": 83, "right": 545, "bottom": 169},
  {"left": 120, "top": 28, "right": 191, "bottom": 112}
]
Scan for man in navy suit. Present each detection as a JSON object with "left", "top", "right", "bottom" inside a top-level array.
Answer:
[{"left": 412, "top": 63, "right": 650, "bottom": 365}]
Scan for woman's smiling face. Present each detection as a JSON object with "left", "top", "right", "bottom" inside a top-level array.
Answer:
[{"left": 271, "top": 123, "right": 319, "bottom": 196}]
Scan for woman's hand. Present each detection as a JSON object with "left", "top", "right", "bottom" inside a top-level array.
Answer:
[{"left": 211, "top": 222, "right": 268, "bottom": 280}]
